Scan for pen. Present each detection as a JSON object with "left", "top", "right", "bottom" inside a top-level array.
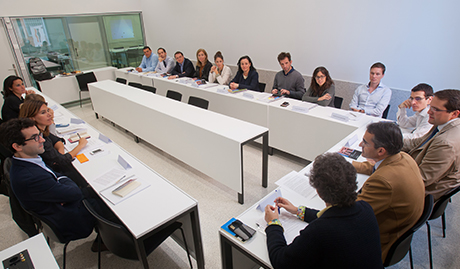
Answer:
[
  {"left": 77, "top": 133, "right": 81, "bottom": 139},
  {"left": 349, "top": 112, "right": 357, "bottom": 117}
]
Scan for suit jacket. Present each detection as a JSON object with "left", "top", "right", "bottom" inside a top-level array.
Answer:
[
  {"left": 402, "top": 119, "right": 460, "bottom": 201},
  {"left": 1, "top": 94, "right": 24, "bottom": 122},
  {"left": 266, "top": 201, "right": 382, "bottom": 269},
  {"left": 10, "top": 158, "right": 94, "bottom": 241},
  {"left": 171, "top": 58, "right": 195, "bottom": 78},
  {"left": 354, "top": 152, "right": 425, "bottom": 261}
]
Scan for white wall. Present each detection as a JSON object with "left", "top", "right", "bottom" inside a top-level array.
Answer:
[{"left": 141, "top": 0, "right": 460, "bottom": 91}]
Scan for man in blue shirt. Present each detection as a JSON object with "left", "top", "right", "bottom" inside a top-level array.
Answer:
[
  {"left": 349, "top": 62, "right": 392, "bottom": 117},
  {"left": 135, "top": 46, "right": 158, "bottom": 72}
]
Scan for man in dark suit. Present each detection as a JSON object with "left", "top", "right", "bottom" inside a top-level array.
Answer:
[
  {"left": 169, "top": 51, "right": 195, "bottom": 79},
  {"left": 0, "top": 118, "right": 95, "bottom": 241}
]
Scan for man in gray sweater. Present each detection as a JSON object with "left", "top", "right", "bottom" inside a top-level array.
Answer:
[{"left": 271, "top": 52, "right": 306, "bottom": 100}]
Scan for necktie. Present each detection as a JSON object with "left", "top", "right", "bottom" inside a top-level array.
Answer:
[
  {"left": 163, "top": 61, "right": 167, "bottom": 68},
  {"left": 420, "top": 127, "right": 439, "bottom": 148}
]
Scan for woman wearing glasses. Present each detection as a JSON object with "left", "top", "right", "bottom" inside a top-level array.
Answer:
[
  {"left": 302, "top": 67, "right": 335, "bottom": 106},
  {"left": 19, "top": 99, "right": 88, "bottom": 187}
]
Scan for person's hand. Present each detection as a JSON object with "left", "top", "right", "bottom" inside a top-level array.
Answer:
[
  {"left": 26, "top": 89, "right": 35, "bottom": 95},
  {"left": 318, "top": 93, "right": 332, "bottom": 101},
  {"left": 275, "top": 197, "right": 297, "bottom": 214},
  {"left": 135, "top": 67, "right": 142, "bottom": 72},
  {"left": 399, "top": 99, "right": 411, "bottom": 109},
  {"left": 168, "top": 75, "right": 177, "bottom": 80},
  {"left": 211, "top": 66, "right": 217, "bottom": 74},
  {"left": 351, "top": 108, "right": 365, "bottom": 113},
  {"left": 366, "top": 158, "right": 376, "bottom": 166},
  {"left": 280, "top": 89, "right": 290, "bottom": 95},
  {"left": 265, "top": 204, "right": 280, "bottom": 223},
  {"left": 272, "top": 89, "right": 278, "bottom": 94},
  {"left": 158, "top": 55, "right": 165, "bottom": 62},
  {"left": 78, "top": 137, "right": 88, "bottom": 148},
  {"left": 230, "top": 82, "right": 238, "bottom": 89}
]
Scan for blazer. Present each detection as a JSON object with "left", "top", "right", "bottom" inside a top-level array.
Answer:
[
  {"left": 403, "top": 119, "right": 460, "bottom": 201},
  {"left": 229, "top": 69, "right": 260, "bottom": 92},
  {"left": 1, "top": 94, "right": 24, "bottom": 122},
  {"left": 354, "top": 152, "right": 425, "bottom": 261},
  {"left": 194, "top": 61, "right": 212, "bottom": 81},
  {"left": 10, "top": 158, "right": 95, "bottom": 241},
  {"left": 171, "top": 58, "right": 195, "bottom": 78},
  {"left": 265, "top": 201, "right": 382, "bottom": 269}
]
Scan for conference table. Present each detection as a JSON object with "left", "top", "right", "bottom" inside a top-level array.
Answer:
[
  {"left": 89, "top": 80, "right": 269, "bottom": 204},
  {"left": 219, "top": 119, "right": 377, "bottom": 269},
  {"left": 114, "top": 68, "right": 374, "bottom": 161},
  {"left": 34, "top": 89, "right": 205, "bottom": 269}
]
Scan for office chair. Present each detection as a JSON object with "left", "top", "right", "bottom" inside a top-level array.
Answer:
[
  {"left": 166, "top": 90, "right": 182, "bottom": 101},
  {"left": 382, "top": 105, "right": 390, "bottom": 119},
  {"left": 334, "top": 96, "right": 344, "bottom": 109},
  {"left": 126, "top": 46, "right": 141, "bottom": 67},
  {"left": 128, "top": 82, "right": 143, "bottom": 89},
  {"left": 188, "top": 96, "right": 209, "bottom": 110},
  {"left": 383, "top": 194, "right": 433, "bottom": 269},
  {"left": 115, "top": 77, "right": 127, "bottom": 84},
  {"left": 140, "top": 85, "right": 157, "bottom": 94},
  {"left": 258, "top": 82, "right": 266, "bottom": 92},
  {"left": 426, "top": 186, "right": 460, "bottom": 269},
  {"left": 76, "top": 72, "right": 97, "bottom": 107},
  {"left": 83, "top": 200, "right": 193, "bottom": 269}
]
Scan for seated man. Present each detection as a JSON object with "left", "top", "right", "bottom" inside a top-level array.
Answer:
[
  {"left": 271, "top": 52, "right": 306, "bottom": 100},
  {"left": 349, "top": 62, "right": 392, "bottom": 117},
  {"left": 353, "top": 122, "right": 425, "bottom": 261},
  {"left": 0, "top": 118, "right": 95, "bottom": 241},
  {"left": 264, "top": 153, "right": 382, "bottom": 268},
  {"left": 154, "top": 47, "right": 174, "bottom": 74},
  {"left": 135, "top": 46, "right": 158, "bottom": 72},
  {"left": 397, "top": 83, "right": 433, "bottom": 140},
  {"left": 403, "top": 89, "right": 460, "bottom": 201},
  {"left": 169, "top": 51, "right": 195, "bottom": 79}
]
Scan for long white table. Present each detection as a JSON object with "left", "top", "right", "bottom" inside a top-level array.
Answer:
[
  {"left": 36, "top": 89, "right": 205, "bottom": 268},
  {"left": 89, "top": 80, "right": 269, "bottom": 204}
]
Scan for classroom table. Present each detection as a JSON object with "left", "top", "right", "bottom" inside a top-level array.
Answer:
[
  {"left": 89, "top": 80, "right": 269, "bottom": 204},
  {"left": 36, "top": 89, "right": 205, "bottom": 269}
]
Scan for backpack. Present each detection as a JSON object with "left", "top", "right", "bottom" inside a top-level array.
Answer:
[{"left": 29, "top": 57, "right": 53, "bottom": 81}]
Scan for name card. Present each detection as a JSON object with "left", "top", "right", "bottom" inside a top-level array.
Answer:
[
  {"left": 291, "top": 106, "right": 309, "bottom": 114},
  {"left": 243, "top": 92, "right": 254, "bottom": 99},
  {"left": 331, "top": 112, "right": 349, "bottom": 122},
  {"left": 70, "top": 118, "right": 85, "bottom": 124},
  {"left": 99, "top": 133, "right": 112, "bottom": 144},
  {"left": 118, "top": 155, "right": 132, "bottom": 170},
  {"left": 217, "top": 88, "right": 229, "bottom": 94},
  {"left": 345, "top": 134, "right": 358, "bottom": 147}
]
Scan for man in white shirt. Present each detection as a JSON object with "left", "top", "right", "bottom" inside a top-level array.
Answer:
[
  {"left": 155, "top": 47, "right": 174, "bottom": 74},
  {"left": 397, "top": 83, "right": 433, "bottom": 140},
  {"left": 349, "top": 62, "right": 392, "bottom": 117}
]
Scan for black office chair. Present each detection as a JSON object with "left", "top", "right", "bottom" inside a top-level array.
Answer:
[
  {"left": 116, "top": 77, "right": 127, "bottom": 84},
  {"left": 140, "top": 85, "right": 157, "bottom": 94},
  {"left": 128, "top": 82, "right": 143, "bottom": 89},
  {"left": 426, "top": 186, "right": 460, "bottom": 269},
  {"left": 83, "top": 200, "right": 193, "bottom": 269},
  {"left": 166, "top": 90, "right": 182, "bottom": 101},
  {"left": 258, "top": 82, "right": 266, "bottom": 92},
  {"left": 383, "top": 194, "right": 433, "bottom": 269},
  {"left": 76, "top": 72, "right": 97, "bottom": 107},
  {"left": 382, "top": 105, "right": 390, "bottom": 119},
  {"left": 334, "top": 96, "right": 344, "bottom": 109},
  {"left": 188, "top": 96, "right": 209, "bottom": 110}
]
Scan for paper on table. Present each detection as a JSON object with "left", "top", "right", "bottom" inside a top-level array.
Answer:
[
  {"left": 256, "top": 189, "right": 282, "bottom": 212},
  {"left": 92, "top": 168, "right": 126, "bottom": 187},
  {"left": 256, "top": 210, "right": 308, "bottom": 244},
  {"left": 275, "top": 171, "right": 317, "bottom": 200}
]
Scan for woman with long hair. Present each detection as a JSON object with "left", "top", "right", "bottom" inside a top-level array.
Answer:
[
  {"left": 194, "top": 48, "right": 213, "bottom": 81},
  {"left": 302, "top": 67, "right": 335, "bottom": 106}
]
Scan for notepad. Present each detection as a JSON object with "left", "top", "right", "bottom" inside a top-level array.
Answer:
[{"left": 112, "top": 179, "right": 141, "bottom": 197}]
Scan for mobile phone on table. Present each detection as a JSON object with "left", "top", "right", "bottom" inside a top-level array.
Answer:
[{"left": 281, "top": 101, "right": 290, "bottom": 107}]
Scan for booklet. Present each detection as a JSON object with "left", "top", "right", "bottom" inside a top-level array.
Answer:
[{"left": 338, "top": 146, "right": 362, "bottom": 160}]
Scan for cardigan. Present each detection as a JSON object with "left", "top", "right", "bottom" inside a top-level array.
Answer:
[{"left": 229, "top": 69, "right": 260, "bottom": 92}]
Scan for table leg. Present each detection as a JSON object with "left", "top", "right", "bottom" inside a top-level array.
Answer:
[
  {"left": 190, "top": 207, "right": 205, "bottom": 269},
  {"left": 134, "top": 237, "right": 150, "bottom": 269},
  {"left": 262, "top": 132, "right": 268, "bottom": 188},
  {"left": 220, "top": 234, "right": 233, "bottom": 269}
]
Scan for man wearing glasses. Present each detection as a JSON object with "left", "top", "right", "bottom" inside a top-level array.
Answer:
[
  {"left": 403, "top": 89, "right": 460, "bottom": 201},
  {"left": 397, "top": 83, "right": 433, "bottom": 140}
]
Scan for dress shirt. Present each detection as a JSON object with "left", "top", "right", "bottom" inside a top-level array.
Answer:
[
  {"left": 349, "top": 83, "right": 392, "bottom": 117},
  {"left": 138, "top": 53, "right": 159, "bottom": 72},
  {"left": 155, "top": 55, "right": 174, "bottom": 74},
  {"left": 208, "top": 65, "right": 233, "bottom": 85},
  {"left": 397, "top": 106, "right": 431, "bottom": 140}
]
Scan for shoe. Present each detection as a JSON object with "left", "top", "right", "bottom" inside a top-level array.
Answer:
[{"left": 91, "top": 238, "right": 109, "bottom": 252}]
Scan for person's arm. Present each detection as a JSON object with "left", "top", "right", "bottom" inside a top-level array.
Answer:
[
  {"left": 26, "top": 170, "right": 82, "bottom": 204},
  {"left": 349, "top": 86, "right": 361, "bottom": 110},
  {"left": 216, "top": 65, "right": 232, "bottom": 85},
  {"left": 396, "top": 106, "right": 416, "bottom": 129},
  {"left": 208, "top": 68, "right": 216, "bottom": 83},
  {"left": 286, "top": 74, "right": 306, "bottom": 100},
  {"left": 67, "top": 138, "right": 88, "bottom": 158},
  {"left": 170, "top": 63, "right": 180, "bottom": 76},
  {"left": 417, "top": 139, "right": 456, "bottom": 187},
  {"left": 201, "top": 62, "right": 212, "bottom": 81},
  {"left": 302, "top": 85, "right": 335, "bottom": 106},
  {"left": 272, "top": 74, "right": 279, "bottom": 94},
  {"left": 137, "top": 55, "right": 147, "bottom": 71},
  {"left": 365, "top": 87, "right": 392, "bottom": 117},
  {"left": 238, "top": 71, "right": 259, "bottom": 91},
  {"left": 402, "top": 116, "right": 433, "bottom": 140},
  {"left": 357, "top": 174, "right": 393, "bottom": 216},
  {"left": 352, "top": 160, "right": 374, "bottom": 175}
]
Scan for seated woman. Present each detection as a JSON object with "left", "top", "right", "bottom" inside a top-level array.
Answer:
[
  {"left": 19, "top": 99, "right": 88, "bottom": 187},
  {"left": 208, "top": 51, "right": 233, "bottom": 85},
  {"left": 1, "top": 76, "right": 34, "bottom": 122},
  {"left": 229, "top": 56, "right": 260, "bottom": 92},
  {"left": 301, "top": 66, "right": 335, "bottom": 106},
  {"left": 264, "top": 153, "right": 382, "bottom": 268},
  {"left": 194, "top": 49, "right": 213, "bottom": 81}
]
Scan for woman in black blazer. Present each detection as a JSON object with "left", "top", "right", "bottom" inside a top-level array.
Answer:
[
  {"left": 195, "top": 48, "right": 212, "bottom": 81},
  {"left": 229, "top": 55, "right": 260, "bottom": 92}
]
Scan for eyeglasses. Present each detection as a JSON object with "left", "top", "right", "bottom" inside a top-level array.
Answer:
[
  {"left": 409, "top": 96, "right": 428, "bottom": 102},
  {"left": 315, "top": 75, "right": 326, "bottom": 80},
  {"left": 24, "top": 132, "right": 43, "bottom": 143},
  {"left": 429, "top": 106, "right": 454, "bottom": 113}
]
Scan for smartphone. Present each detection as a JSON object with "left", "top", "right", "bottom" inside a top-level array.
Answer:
[
  {"left": 281, "top": 101, "right": 290, "bottom": 107},
  {"left": 90, "top": 148, "right": 104, "bottom": 155}
]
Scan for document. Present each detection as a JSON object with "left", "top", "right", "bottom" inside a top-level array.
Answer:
[
  {"left": 275, "top": 171, "right": 317, "bottom": 200},
  {"left": 256, "top": 210, "right": 308, "bottom": 244},
  {"left": 100, "top": 177, "right": 151, "bottom": 205},
  {"left": 92, "top": 168, "right": 127, "bottom": 187}
]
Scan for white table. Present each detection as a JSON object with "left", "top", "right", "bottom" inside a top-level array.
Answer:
[
  {"left": 0, "top": 233, "right": 59, "bottom": 269},
  {"left": 38, "top": 66, "right": 116, "bottom": 104},
  {"left": 89, "top": 80, "right": 269, "bottom": 204},
  {"left": 36, "top": 89, "right": 205, "bottom": 269}
]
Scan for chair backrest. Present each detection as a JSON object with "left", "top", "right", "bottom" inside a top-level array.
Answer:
[
  {"left": 128, "top": 82, "right": 143, "bottom": 89},
  {"left": 76, "top": 72, "right": 97, "bottom": 92},
  {"left": 188, "top": 96, "right": 209, "bottom": 109},
  {"left": 166, "top": 90, "right": 182, "bottom": 101},
  {"left": 258, "top": 82, "right": 266, "bottom": 92},
  {"left": 334, "top": 96, "right": 344, "bottom": 109},
  {"left": 140, "top": 85, "right": 156, "bottom": 94},
  {"left": 25, "top": 207, "right": 68, "bottom": 244},
  {"left": 82, "top": 200, "right": 138, "bottom": 260},
  {"left": 116, "top": 77, "right": 127, "bottom": 84},
  {"left": 383, "top": 194, "right": 434, "bottom": 267},
  {"left": 382, "top": 105, "right": 390, "bottom": 119},
  {"left": 429, "top": 185, "right": 460, "bottom": 220}
]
